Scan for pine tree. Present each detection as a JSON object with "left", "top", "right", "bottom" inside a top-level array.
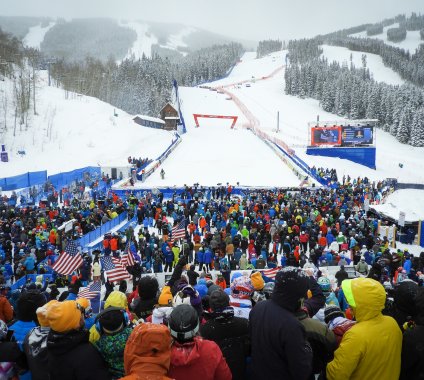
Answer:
[
  {"left": 396, "top": 107, "right": 412, "bottom": 143},
  {"left": 410, "top": 107, "right": 424, "bottom": 146}
]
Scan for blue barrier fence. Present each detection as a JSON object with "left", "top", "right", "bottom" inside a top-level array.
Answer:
[
  {"left": 77, "top": 212, "right": 128, "bottom": 248},
  {"left": 0, "top": 170, "right": 47, "bottom": 191},
  {"left": 48, "top": 166, "right": 101, "bottom": 189},
  {"left": 11, "top": 274, "right": 53, "bottom": 291},
  {"left": 136, "top": 135, "right": 182, "bottom": 182},
  {"left": 1, "top": 166, "right": 102, "bottom": 192},
  {"left": 87, "top": 215, "right": 138, "bottom": 252},
  {"left": 306, "top": 147, "right": 376, "bottom": 170}
]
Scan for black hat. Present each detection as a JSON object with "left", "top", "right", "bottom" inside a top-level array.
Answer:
[
  {"left": 97, "top": 308, "right": 126, "bottom": 334},
  {"left": 137, "top": 276, "right": 159, "bottom": 300},
  {"left": 324, "top": 305, "right": 344, "bottom": 324},
  {"left": 273, "top": 267, "right": 309, "bottom": 312},
  {"left": 17, "top": 290, "right": 47, "bottom": 322},
  {"left": 209, "top": 290, "right": 229, "bottom": 311},
  {"left": 168, "top": 304, "right": 199, "bottom": 342},
  {"left": 394, "top": 280, "right": 419, "bottom": 318}
]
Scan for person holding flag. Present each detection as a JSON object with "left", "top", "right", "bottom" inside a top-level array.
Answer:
[{"left": 52, "top": 239, "right": 83, "bottom": 276}]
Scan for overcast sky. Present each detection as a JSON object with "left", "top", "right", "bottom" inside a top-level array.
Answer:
[{"left": 2, "top": 0, "right": 424, "bottom": 41}]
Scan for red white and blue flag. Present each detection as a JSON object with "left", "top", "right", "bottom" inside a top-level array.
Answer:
[
  {"left": 261, "top": 267, "right": 280, "bottom": 282},
  {"left": 77, "top": 281, "right": 101, "bottom": 299},
  {"left": 101, "top": 256, "right": 130, "bottom": 282},
  {"left": 52, "top": 240, "right": 83, "bottom": 275},
  {"left": 172, "top": 217, "right": 186, "bottom": 240},
  {"left": 121, "top": 242, "right": 135, "bottom": 267}
]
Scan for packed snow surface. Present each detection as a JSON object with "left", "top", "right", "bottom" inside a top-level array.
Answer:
[
  {"left": 320, "top": 45, "right": 405, "bottom": 86},
  {"left": 23, "top": 21, "right": 56, "bottom": 49},
  {"left": 119, "top": 21, "right": 158, "bottom": 60},
  {"left": 350, "top": 23, "right": 424, "bottom": 54},
  {"left": 372, "top": 189, "right": 424, "bottom": 223}
]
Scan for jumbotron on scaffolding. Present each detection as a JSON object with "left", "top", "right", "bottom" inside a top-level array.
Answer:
[{"left": 306, "top": 119, "right": 378, "bottom": 169}]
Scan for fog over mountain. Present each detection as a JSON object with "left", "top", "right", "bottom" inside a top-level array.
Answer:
[{"left": 2, "top": 0, "right": 424, "bottom": 41}]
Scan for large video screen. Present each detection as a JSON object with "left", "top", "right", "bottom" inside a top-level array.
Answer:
[
  {"left": 341, "top": 125, "right": 374, "bottom": 145},
  {"left": 311, "top": 127, "right": 341, "bottom": 146}
]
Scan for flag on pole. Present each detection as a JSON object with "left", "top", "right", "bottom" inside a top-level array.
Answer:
[
  {"left": 121, "top": 242, "right": 135, "bottom": 267},
  {"left": 172, "top": 217, "right": 186, "bottom": 240},
  {"left": 101, "top": 256, "right": 130, "bottom": 282},
  {"left": 261, "top": 267, "right": 280, "bottom": 282},
  {"left": 77, "top": 281, "right": 101, "bottom": 299},
  {"left": 52, "top": 240, "right": 83, "bottom": 275}
]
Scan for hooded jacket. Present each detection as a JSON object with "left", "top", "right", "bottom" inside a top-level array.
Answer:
[
  {"left": 169, "top": 336, "right": 231, "bottom": 380},
  {"left": 327, "top": 278, "right": 402, "bottom": 380},
  {"left": 121, "top": 323, "right": 172, "bottom": 380},
  {"left": 23, "top": 326, "right": 50, "bottom": 380},
  {"left": 47, "top": 329, "right": 111, "bottom": 380}
]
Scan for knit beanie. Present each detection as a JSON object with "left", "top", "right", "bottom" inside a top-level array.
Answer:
[
  {"left": 209, "top": 290, "right": 230, "bottom": 311},
  {"left": 230, "top": 276, "right": 254, "bottom": 300},
  {"left": 17, "top": 290, "right": 47, "bottom": 322},
  {"left": 45, "top": 300, "right": 83, "bottom": 332},
  {"left": 138, "top": 276, "right": 159, "bottom": 300},
  {"left": 324, "top": 305, "right": 344, "bottom": 324},
  {"left": 99, "top": 309, "right": 125, "bottom": 334},
  {"left": 273, "top": 267, "right": 309, "bottom": 312},
  {"left": 36, "top": 300, "right": 59, "bottom": 327},
  {"left": 158, "top": 286, "right": 173, "bottom": 307},
  {"left": 394, "top": 280, "right": 419, "bottom": 317},
  {"left": 250, "top": 272, "right": 265, "bottom": 291}
]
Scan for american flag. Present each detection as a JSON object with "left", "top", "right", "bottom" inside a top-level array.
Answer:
[
  {"left": 52, "top": 240, "right": 83, "bottom": 275},
  {"left": 121, "top": 242, "right": 135, "bottom": 267},
  {"left": 172, "top": 217, "right": 186, "bottom": 240},
  {"left": 77, "top": 281, "right": 101, "bottom": 299},
  {"left": 101, "top": 256, "right": 130, "bottom": 282},
  {"left": 261, "top": 267, "right": 280, "bottom": 282}
]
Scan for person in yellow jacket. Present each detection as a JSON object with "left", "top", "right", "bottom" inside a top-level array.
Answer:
[
  {"left": 172, "top": 244, "right": 180, "bottom": 267},
  {"left": 326, "top": 277, "right": 402, "bottom": 380}
]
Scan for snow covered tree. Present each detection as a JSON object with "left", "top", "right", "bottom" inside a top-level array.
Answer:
[
  {"left": 410, "top": 107, "right": 424, "bottom": 146},
  {"left": 396, "top": 106, "right": 413, "bottom": 143}
]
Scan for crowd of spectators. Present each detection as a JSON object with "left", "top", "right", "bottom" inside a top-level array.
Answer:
[{"left": 0, "top": 174, "right": 422, "bottom": 379}]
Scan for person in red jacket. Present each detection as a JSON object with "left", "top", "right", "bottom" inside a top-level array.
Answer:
[
  {"left": 299, "top": 231, "right": 309, "bottom": 253},
  {"left": 110, "top": 235, "right": 119, "bottom": 255},
  {"left": 168, "top": 305, "right": 231, "bottom": 380}
]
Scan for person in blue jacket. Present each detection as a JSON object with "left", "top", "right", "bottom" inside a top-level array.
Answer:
[
  {"left": 326, "top": 231, "right": 335, "bottom": 246},
  {"left": 164, "top": 246, "right": 174, "bottom": 272},
  {"left": 403, "top": 254, "right": 412, "bottom": 275},
  {"left": 23, "top": 255, "right": 35, "bottom": 274},
  {"left": 204, "top": 248, "right": 212, "bottom": 272},
  {"left": 197, "top": 248, "right": 205, "bottom": 271}
]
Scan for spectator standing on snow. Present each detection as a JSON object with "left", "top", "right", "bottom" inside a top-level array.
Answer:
[
  {"left": 327, "top": 278, "right": 402, "bottom": 380},
  {"left": 249, "top": 267, "right": 313, "bottom": 380}
]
